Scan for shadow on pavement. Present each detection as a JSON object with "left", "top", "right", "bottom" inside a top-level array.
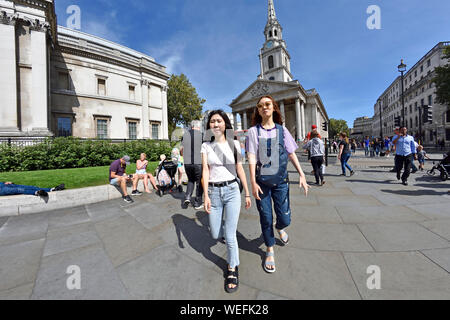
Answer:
[
  {"left": 172, "top": 211, "right": 267, "bottom": 277},
  {"left": 347, "top": 179, "right": 396, "bottom": 185},
  {"left": 380, "top": 189, "right": 448, "bottom": 196}
]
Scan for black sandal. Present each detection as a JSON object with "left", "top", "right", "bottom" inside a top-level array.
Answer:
[{"left": 225, "top": 266, "right": 239, "bottom": 293}]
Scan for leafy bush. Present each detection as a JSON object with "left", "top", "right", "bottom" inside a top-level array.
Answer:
[{"left": 0, "top": 138, "right": 175, "bottom": 172}]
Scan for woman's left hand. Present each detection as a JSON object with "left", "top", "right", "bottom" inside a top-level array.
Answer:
[
  {"left": 299, "top": 175, "right": 309, "bottom": 196},
  {"left": 245, "top": 196, "right": 251, "bottom": 209}
]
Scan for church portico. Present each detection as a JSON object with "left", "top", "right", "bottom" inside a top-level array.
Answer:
[{"left": 230, "top": 0, "right": 329, "bottom": 141}]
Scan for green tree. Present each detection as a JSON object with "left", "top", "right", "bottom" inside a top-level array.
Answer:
[
  {"left": 167, "top": 74, "right": 205, "bottom": 140},
  {"left": 433, "top": 46, "right": 450, "bottom": 106},
  {"left": 328, "top": 119, "right": 350, "bottom": 139}
]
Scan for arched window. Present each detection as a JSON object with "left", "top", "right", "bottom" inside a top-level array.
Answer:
[
  {"left": 268, "top": 55, "right": 274, "bottom": 69},
  {"left": 410, "top": 118, "right": 413, "bottom": 129},
  {"left": 269, "top": 31, "right": 272, "bottom": 38},
  {"left": 415, "top": 116, "right": 418, "bottom": 127},
  {"left": 274, "top": 29, "right": 278, "bottom": 37}
]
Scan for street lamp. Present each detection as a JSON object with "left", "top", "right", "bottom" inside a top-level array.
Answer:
[
  {"left": 398, "top": 59, "right": 407, "bottom": 127},
  {"left": 378, "top": 98, "right": 383, "bottom": 139}
]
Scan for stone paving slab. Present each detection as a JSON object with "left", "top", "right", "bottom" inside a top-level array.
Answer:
[
  {"left": 421, "top": 248, "right": 450, "bottom": 273},
  {"left": 237, "top": 246, "right": 361, "bottom": 300},
  {"left": 47, "top": 206, "right": 91, "bottom": 230},
  {"left": 343, "top": 251, "right": 450, "bottom": 299},
  {"left": 335, "top": 205, "right": 427, "bottom": 224},
  {"left": 357, "top": 222, "right": 450, "bottom": 252},
  {"left": 420, "top": 220, "right": 450, "bottom": 241},
  {"left": 293, "top": 206, "right": 343, "bottom": 224},
  {"left": 94, "top": 215, "right": 164, "bottom": 267},
  {"left": 0, "top": 283, "right": 34, "bottom": 300},
  {"left": 406, "top": 203, "right": 450, "bottom": 220},
  {"left": 31, "top": 244, "right": 130, "bottom": 300},
  {"left": 287, "top": 220, "right": 373, "bottom": 252},
  {"left": 43, "top": 223, "right": 101, "bottom": 258},
  {"left": 0, "top": 213, "right": 48, "bottom": 246},
  {"left": 0, "top": 239, "right": 45, "bottom": 292},
  {"left": 117, "top": 244, "right": 259, "bottom": 300}
]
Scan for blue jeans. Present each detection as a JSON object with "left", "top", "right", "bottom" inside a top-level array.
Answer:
[
  {"left": 341, "top": 153, "right": 353, "bottom": 175},
  {"left": 0, "top": 183, "right": 51, "bottom": 196},
  {"left": 255, "top": 181, "right": 291, "bottom": 248},
  {"left": 365, "top": 146, "right": 370, "bottom": 156},
  {"left": 208, "top": 181, "right": 241, "bottom": 269}
]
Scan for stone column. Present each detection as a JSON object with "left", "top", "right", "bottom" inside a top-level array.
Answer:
[
  {"left": 279, "top": 100, "right": 285, "bottom": 127},
  {"left": 0, "top": 14, "right": 19, "bottom": 134},
  {"left": 233, "top": 113, "right": 238, "bottom": 130},
  {"left": 300, "top": 100, "right": 306, "bottom": 139},
  {"left": 295, "top": 98, "right": 301, "bottom": 141},
  {"left": 30, "top": 22, "right": 51, "bottom": 135},
  {"left": 141, "top": 80, "right": 150, "bottom": 139},
  {"left": 161, "top": 85, "right": 169, "bottom": 140},
  {"left": 243, "top": 111, "right": 248, "bottom": 130}
]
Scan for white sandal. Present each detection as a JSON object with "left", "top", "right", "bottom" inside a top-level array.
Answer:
[{"left": 263, "top": 251, "right": 276, "bottom": 273}]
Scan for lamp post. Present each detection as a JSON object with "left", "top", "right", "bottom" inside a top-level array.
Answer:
[
  {"left": 398, "top": 59, "right": 407, "bottom": 127},
  {"left": 378, "top": 98, "right": 383, "bottom": 139}
]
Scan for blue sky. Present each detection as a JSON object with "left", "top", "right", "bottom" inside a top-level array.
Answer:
[{"left": 55, "top": 0, "right": 450, "bottom": 127}]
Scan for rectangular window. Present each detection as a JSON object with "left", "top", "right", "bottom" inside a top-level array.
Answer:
[
  {"left": 414, "top": 70, "right": 417, "bottom": 77},
  {"left": 58, "top": 72, "right": 70, "bottom": 90},
  {"left": 98, "top": 79, "right": 106, "bottom": 96},
  {"left": 128, "top": 121, "right": 137, "bottom": 140},
  {"left": 428, "top": 95, "right": 433, "bottom": 105},
  {"left": 57, "top": 117, "right": 72, "bottom": 137},
  {"left": 420, "top": 66, "right": 423, "bottom": 73},
  {"left": 97, "top": 119, "right": 108, "bottom": 139},
  {"left": 151, "top": 123, "right": 159, "bottom": 140},
  {"left": 447, "top": 129, "right": 450, "bottom": 141},
  {"left": 129, "top": 85, "right": 135, "bottom": 101},
  {"left": 421, "top": 99, "right": 424, "bottom": 107},
  {"left": 446, "top": 110, "right": 450, "bottom": 123},
  {"left": 427, "top": 59, "right": 431, "bottom": 67}
]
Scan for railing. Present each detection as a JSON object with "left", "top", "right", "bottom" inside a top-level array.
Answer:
[{"left": 0, "top": 137, "right": 170, "bottom": 148}]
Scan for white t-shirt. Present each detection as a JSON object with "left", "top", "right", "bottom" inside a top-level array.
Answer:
[{"left": 201, "top": 140, "right": 241, "bottom": 183}]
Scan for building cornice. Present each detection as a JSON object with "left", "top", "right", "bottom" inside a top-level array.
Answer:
[{"left": 58, "top": 45, "right": 169, "bottom": 81}]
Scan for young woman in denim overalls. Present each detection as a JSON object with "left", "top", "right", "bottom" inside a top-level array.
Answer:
[{"left": 247, "top": 96, "right": 309, "bottom": 273}]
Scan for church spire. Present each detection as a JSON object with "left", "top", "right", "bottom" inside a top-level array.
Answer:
[{"left": 268, "top": 0, "right": 277, "bottom": 22}]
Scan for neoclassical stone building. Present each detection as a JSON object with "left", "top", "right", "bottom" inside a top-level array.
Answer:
[
  {"left": 0, "top": 0, "right": 169, "bottom": 140},
  {"left": 230, "top": 0, "right": 329, "bottom": 141}
]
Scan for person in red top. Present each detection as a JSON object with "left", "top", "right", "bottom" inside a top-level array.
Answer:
[{"left": 304, "top": 125, "right": 322, "bottom": 142}]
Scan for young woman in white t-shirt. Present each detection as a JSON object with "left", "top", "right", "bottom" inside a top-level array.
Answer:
[{"left": 201, "top": 110, "right": 251, "bottom": 294}]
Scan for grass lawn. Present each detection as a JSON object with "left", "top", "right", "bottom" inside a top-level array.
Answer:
[{"left": 0, "top": 162, "right": 159, "bottom": 190}]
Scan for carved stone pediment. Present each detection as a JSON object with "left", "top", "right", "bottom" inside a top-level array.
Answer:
[{"left": 231, "top": 79, "right": 300, "bottom": 107}]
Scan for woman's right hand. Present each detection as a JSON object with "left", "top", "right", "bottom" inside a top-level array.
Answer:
[
  {"left": 205, "top": 196, "right": 212, "bottom": 214},
  {"left": 252, "top": 182, "right": 263, "bottom": 201}
]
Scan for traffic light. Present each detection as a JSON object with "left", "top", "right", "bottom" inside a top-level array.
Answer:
[
  {"left": 423, "top": 105, "right": 433, "bottom": 123},
  {"left": 394, "top": 116, "right": 401, "bottom": 127},
  {"left": 322, "top": 121, "right": 328, "bottom": 132}
]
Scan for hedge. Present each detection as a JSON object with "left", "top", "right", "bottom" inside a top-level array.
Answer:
[{"left": 0, "top": 137, "right": 176, "bottom": 172}]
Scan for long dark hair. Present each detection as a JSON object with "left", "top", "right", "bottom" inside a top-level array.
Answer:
[
  {"left": 205, "top": 109, "right": 234, "bottom": 142},
  {"left": 251, "top": 95, "right": 283, "bottom": 126}
]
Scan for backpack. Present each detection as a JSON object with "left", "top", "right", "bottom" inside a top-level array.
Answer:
[{"left": 256, "top": 124, "right": 289, "bottom": 187}]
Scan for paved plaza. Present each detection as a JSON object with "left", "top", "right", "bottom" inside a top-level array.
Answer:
[{"left": 0, "top": 152, "right": 449, "bottom": 300}]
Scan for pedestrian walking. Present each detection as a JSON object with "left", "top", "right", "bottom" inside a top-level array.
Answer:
[
  {"left": 247, "top": 95, "right": 309, "bottom": 274},
  {"left": 201, "top": 110, "right": 251, "bottom": 293},
  {"left": 417, "top": 145, "right": 430, "bottom": 171},
  {"left": 393, "top": 127, "right": 417, "bottom": 186},
  {"left": 364, "top": 136, "right": 370, "bottom": 156},
  {"left": 303, "top": 131, "right": 325, "bottom": 186},
  {"left": 181, "top": 120, "right": 204, "bottom": 209},
  {"left": 338, "top": 132, "right": 355, "bottom": 177},
  {"left": 390, "top": 128, "right": 401, "bottom": 172}
]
